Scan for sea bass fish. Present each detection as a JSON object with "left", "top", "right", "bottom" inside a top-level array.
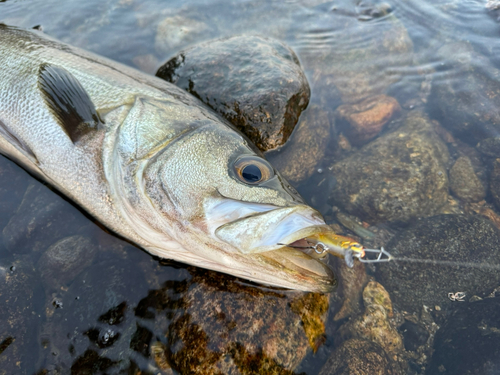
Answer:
[{"left": 0, "top": 25, "right": 366, "bottom": 292}]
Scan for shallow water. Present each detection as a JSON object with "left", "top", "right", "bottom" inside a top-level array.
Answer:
[{"left": 1, "top": 0, "right": 500, "bottom": 374}]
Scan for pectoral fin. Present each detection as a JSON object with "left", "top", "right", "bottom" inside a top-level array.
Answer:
[{"left": 38, "top": 64, "right": 103, "bottom": 143}]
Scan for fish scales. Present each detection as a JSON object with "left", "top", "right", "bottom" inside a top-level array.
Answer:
[{"left": 0, "top": 25, "right": 346, "bottom": 292}]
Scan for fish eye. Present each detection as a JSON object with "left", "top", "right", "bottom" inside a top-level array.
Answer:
[{"left": 233, "top": 156, "right": 274, "bottom": 185}]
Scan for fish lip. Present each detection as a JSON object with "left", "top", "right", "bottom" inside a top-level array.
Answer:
[{"left": 213, "top": 204, "right": 337, "bottom": 289}]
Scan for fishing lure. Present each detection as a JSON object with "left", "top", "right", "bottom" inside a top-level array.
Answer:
[{"left": 279, "top": 233, "right": 391, "bottom": 268}]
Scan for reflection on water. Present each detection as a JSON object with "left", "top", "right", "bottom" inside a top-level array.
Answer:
[{"left": 1, "top": 0, "right": 500, "bottom": 373}]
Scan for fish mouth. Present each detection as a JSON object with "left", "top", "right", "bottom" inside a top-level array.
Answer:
[{"left": 211, "top": 204, "right": 339, "bottom": 292}]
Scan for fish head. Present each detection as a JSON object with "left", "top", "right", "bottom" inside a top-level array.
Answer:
[{"left": 112, "top": 97, "right": 336, "bottom": 292}]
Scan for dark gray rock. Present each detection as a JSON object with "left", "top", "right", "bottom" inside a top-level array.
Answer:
[
  {"left": 427, "top": 297, "right": 500, "bottom": 375},
  {"left": 400, "top": 320, "right": 429, "bottom": 352},
  {"left": 2, "top": 183, "right": 89, "bottom": 256},
  {"left": 40, "top": 249, "right": 151, "bottom": 373},
  {"left": 0, "top": 256, "right": 43, "bottom": 375},
  {"left": 156, "top": 35, "right": 310, "bottom": 152},
  {"left": 318, "top": 339, "right": 399, "bottom": 375},
  {"left": 37, "top": 235, "right": 98, "bottom": 291},
  {"left": 375, "top": 214, "right": 500, "bottom": 314},
  {"left": 429, "top": 42, "right": 500, "bottom": 145},
  {"left": 329, "top": 111, "right": 449, "bottom": 223}
]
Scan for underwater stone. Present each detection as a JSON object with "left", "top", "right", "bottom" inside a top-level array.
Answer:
[
  {"left": 39, "top": 250, "right": 150, "bottom": 373},
  {"left": 2, "top": 182, "right": 88, "bottom": 255},
  {"left": 428, "top": 297, "right": 500, "bottom": 375},
  {"left": 302, "top": 9, "right": 413, "bottom": 105},
  {"left": 154, "top": 15, "right": 211, "bottom": 56},
  {"left": 449, "top": 156, "right": 485, "bottom": 202},
  {"left": 156, "top": 268, "right": 329, "bottom": 374},
  {"left": 156, "top": 35, "right": 310, "bottom": 152},
  {"left": 338, "top": 282, "right": 404, "bottom": 358},
  {"left": 375, "top": 214, "right": 500, "bottom": 314},
  {"left": 489, "top": 158, "right": 500, "bottom": 210},
  {"left": 267, "top": 105, "right": 333, "bottom": 185},
  {"left": 0, "top": 256, "right": 43, "bottom": 374},
  {"left": 336, "top": 95, "right": 401, "bottom": 145},
  {"left": 318, "top": 339, "right": 400, "bottom": 375},
  {"left": 429, "top": 42, "right": 500, "bottom": 146},
  {"left": 329, "top": 111, "right": 449, "bottom": 223},
  {"left": 37, "top": 235, "right": 98, "bottom": 291}
]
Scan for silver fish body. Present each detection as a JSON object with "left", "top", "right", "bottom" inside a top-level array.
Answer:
[{"left": 0, "top": 25, "right": 337, "bottom": 292}]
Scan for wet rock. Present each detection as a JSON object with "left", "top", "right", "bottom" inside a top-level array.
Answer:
[
  {"left": 330, "top": 260, "right": 368, "bottom": 321},
  {"left": 37, "top": 235, "right": 98, "bottom": 291},
  {"left": 477, "top": 137, "right": 500, "bottom": 158},
  {"left": 399, "top": 320, "right": 429, "bottom": 352},
  {"left": 318, "top": 339, "right": 399, "bottom": 375},
  {"left": 138, "top": 268, "right": 329, "bottom": 374},
  {"left": 428, "top": 297, "right": 500, "bottom": 375},
  {"left": 338, "top": 282, "right": 403, "bottom": 357},
  {"left": 40, "top": 249, "right": 152, "bottom": 373},
  {"left": 154, "top": 15, "right": 211, "bottom": 56},
  {"left": 329, "top": 111, "right": 449, "bottom": 223},
  {"left": 267, "top": 105, "right": 333, "bottom": 185},
  {"left": 375, "top": 214, "right": 500, "bottom": 314},
  {"left": 0, "top": 256, "right": 43, "bottom": 374},
  {"left": 489, "top": 158, "right": 500, "bottom": 210},
  {"left": 429, "top": 42, "right": 500, "bottom": 145},
  {"left": 0, "top": 157, "right": 30, "bottom": 234},
  {"left": 449, "top": 156, "right": 485, "bottom": 202},
  {"left": 2, "top": 183, "right": 89, "bottom": 256},
  {"left": 156, "top": 35, "right": 310, "bottom": 152},
  {"left": 336, "top": 95, "right": 401, "bottom": 145},
  {"left": 302, "top": 7, "right": 413, "bottom": 105}
]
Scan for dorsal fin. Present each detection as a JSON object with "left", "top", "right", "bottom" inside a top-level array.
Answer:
[{"left": 38, "top": 64, "right": 104, "bottom": 143}]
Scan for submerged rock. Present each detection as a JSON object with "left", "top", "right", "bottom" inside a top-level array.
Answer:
[
  {"left": 268, "top": 105, "right": 333, "bottom": 185},
  {"left": 329, "top": 111, "right": 449, "bottom": 223},
  {"left": 136, "top": 268, "right": 330, "bottom": 374},
  {"left": 302, "top": 6, "right": 413, "bottom": 105},
  {"left": 0, "top": 256, "right": 43, "bottom": 375},
  {"left": 37, "top": 235, "right": 98, "bottom": 291},
  {"left": 39, "top": 249, "right": 152, "bottom": 373},
  {"left": 428, "top": 297, "right": 500, "bottom": 375},
  {"left": 336, "top": 95, "right": 401, "bottom": 145},
  {"left": 156, "top": 35, "right": 310, "bottom": 152},
  {"left": 489, "top": 158, "right": 500, "bottom": 210},
  {"left": 375, "top": 214, "right": 500, "bottom": 314},
  {"left": 318, "top": 339, "right": 399, "bottom": 375},
  {"left": 338, "top": 281, "right": 404, "bottom": 359},
  {"left": 449, "top": 156, "right": 485, "bottom": 202},
  {"left": 429, "top": 42, "right": 500, "bottom": 145},
  {"left": 154, "top": 15, "right": 211, "bottom": 56},
  {"left": 2, "top": 183, "right": 89, "bottom": 256}
]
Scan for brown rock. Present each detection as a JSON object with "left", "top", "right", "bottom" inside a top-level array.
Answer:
[
  {"left": 449, "top": 156, "right": 486, "bottom": 202},
  {"left": 331, "top": 260, "right": 369, "bottom": 321},
  {"left": 329, "top": 111, "right": 449, "bottom": 223},
  {"left": 267, "top": 106, "right": 333, "bottom": 185},
  {"left": 336, "top": 95, "right": 401, "bottom": 145},
  {"left": 339, "top": 282, "right": 403, "bottom": 357},
  {"left": 158, "top": 269, "right": 330, "bottom": 374},
  {"left": 363, "top": 281, "right": 393, "bottom": 318},
  {"left": 319, "top": 339, "right": 400, "bottom": 375}
]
